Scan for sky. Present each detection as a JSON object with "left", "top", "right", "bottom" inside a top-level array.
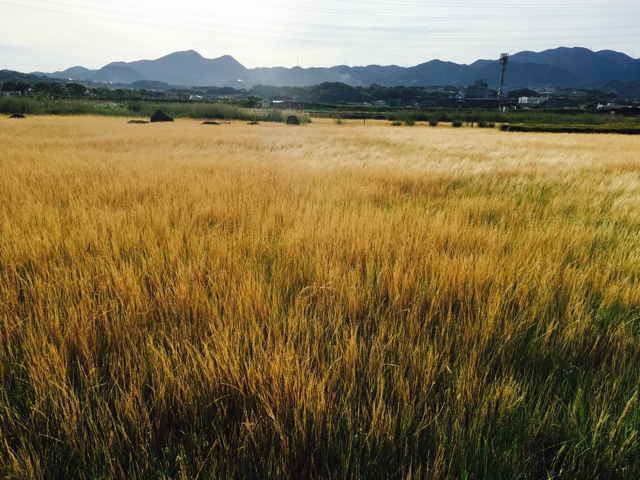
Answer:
[{"left": 1, "top": 0, "right": 639, "bottom": 73}]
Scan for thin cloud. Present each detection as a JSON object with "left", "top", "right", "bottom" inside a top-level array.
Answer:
[{"left": 0, "top": 0, "right": 638, "bottom": 72}]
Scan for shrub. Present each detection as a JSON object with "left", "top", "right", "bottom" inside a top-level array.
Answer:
[
  {"left": 429, "top": 119, "right": 439, "bottom": 127},
  {"left": 261, "top": 109, "right": 284, "bottom": 123},
  {"left": 452, "top": 120, "right": 463, "bottom": 128},
  {"left": 178, "top": 102, "right": 244, "bottom": 120},
  {"left": 397, "top": 110, "right": 417, "bottom": 126},
  {"left": 334, "top": 118, "right": 343, "bottom": 125},
  {"left": 128, "top": 102, "right": 143, "bottom": 113},
  {"left": 0, "top": 97, "right": 40, "bottom": 115},
  {"left": 391, "top": 120, "right": 402, "bottom": 126}
]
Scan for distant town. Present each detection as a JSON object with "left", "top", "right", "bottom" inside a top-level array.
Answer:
[{"left": 1, "top": 76, "right": 638, "bottom": 113}]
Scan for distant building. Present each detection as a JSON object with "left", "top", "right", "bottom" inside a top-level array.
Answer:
[
  {"left": 435, "top": 98, "right": 498, "bottom": 109},
  {"left": 374, "top": 100, "right": 387, "bottom": 107},
  {"left": 464, "top": 79, "right": 492, "bottom": 99},
  {"left": 547, "top": 98, "right": 572, "bottom": 108},
  {"left": 598, "top": 102, "right": 628, "bottom": 109},
  {"left": 555, "top": 88, "right": 588, "bottom": 98},
  {"left": 272, "top": 101, "right": 304, "bottom": 110},
  {"left": 463, "top": 98, "right": 499, "bottom": 108},
  {"left": 270, "top": 95, "right": 293, "bottom": 102},
  {"left": 597, "top": 102, "right": 634, "bottom": 110},
  {"left": 189, "top": 95, "right": 204, "bottom": 101},
  {"left": 436, "top": 98, "right": 456, "bottom": 108},
  {"left": 519, "top": 96, "right": 549, "bottom": 106},
  {"left": 414, "top": 100, "right": 438, "bottom": 108}
]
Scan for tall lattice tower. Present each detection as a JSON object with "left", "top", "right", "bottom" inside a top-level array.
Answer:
[{"left": 498, "top": 53, "right": 509, "bottom": 110}]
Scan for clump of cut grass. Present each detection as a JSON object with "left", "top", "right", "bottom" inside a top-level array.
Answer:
[{"left": 281, "top": 110, "right": 312, "bottom": 124}]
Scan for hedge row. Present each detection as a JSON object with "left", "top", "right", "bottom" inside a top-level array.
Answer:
[{"left": 500, "top": 123, "right": 640, "bottom": 135}]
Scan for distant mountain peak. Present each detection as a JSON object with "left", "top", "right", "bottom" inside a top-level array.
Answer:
[{"left": 165, "top": 49, "right": 204, "bottom": 58}]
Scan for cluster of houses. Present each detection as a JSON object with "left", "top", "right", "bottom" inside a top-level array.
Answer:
[
  {"left": 263, "top": 96, "right": 305, "bottom": 110},
  {"left": 517, "top": 97, "right": 573, "bottom": 108},
  {"left": 233, "top": 83, "right": 635, "bottom": 110},
  {"left": 4, "top": 78, "right": 635, "bottom": 111},
  {"left": 513, "top": 87, "right": 634, "bottom": 109},
  {"left": 2, "top": 90, "right": 29, "bottom": 98},
  {"left": 421, "top": 80, "right": 500, "bottom": 109}
]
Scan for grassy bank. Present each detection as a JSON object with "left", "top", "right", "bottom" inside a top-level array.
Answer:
[
  {"left": 0, "top": 97, "right": 311, "bottom": 123},
  {"left": 386, "top": 109, "right": 640, "bottom": 126},
  {"left": 1, "top": 117, "right": 639, "bottom": 478},
  {"left": 4, "top": 97, "right": 639, "bottom": 127},
  {"left": 500, "top": 123, "right": 640, "bottom": 134}
]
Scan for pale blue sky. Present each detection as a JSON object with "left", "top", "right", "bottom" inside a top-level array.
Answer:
[{"left": 1, "top": 0, "right": 639, "bottom": 72}]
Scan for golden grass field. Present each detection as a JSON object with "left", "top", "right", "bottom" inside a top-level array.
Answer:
[{"left": 1, "top": 116, "right": 640, "bottom": 478}]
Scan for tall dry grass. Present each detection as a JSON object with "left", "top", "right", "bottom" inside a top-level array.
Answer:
[{"left": 1, "top": 117, "right": 639, "bottom": 478}]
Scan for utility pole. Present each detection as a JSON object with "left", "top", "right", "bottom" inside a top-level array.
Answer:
[{"left": 498, "top": 53, "right": 509, "bottom": 111}]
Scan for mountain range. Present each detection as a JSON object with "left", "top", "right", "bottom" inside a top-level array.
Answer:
[{"left": 32, "top": 47, "right": 640, "bottom": 90}]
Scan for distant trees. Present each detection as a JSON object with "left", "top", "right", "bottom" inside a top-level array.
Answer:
[
  {"left": 308, "top": 82, "right": 365, "bottom": 104},
  {"left": 239, "top": 95, "right": 263, "bottom": 108},
  {"left": 245, "top": 83, "right": 457, "bottom": 105},
  {"left": 209, "top": 86, "right": 244, "bottom": 96},
  {"left": 4, "top": 78, "right": 628, "bottom": 108},
  {"left": 34, "top": 81, "right": 50, "bottom": 92},
  {"left": 248, "top": 84, "right": 290, "bottom": 101},
  {"left": 1, "top": 80, "right": 31, "bottom": 92},
  {"left": 583, "top": 101, "right": 599, "bottom": 111},
  {"left": 92, "top": 87, "right": 112, "bottom": 98},
  {"left": 66, "top": 83, "right": 87, "bottom": 96},
  {"left": 49, "top": 83, "right": 65, "bottom": 97}
]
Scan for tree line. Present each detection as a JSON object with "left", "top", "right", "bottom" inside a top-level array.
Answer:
[{"left": 1, "top": 77, "right": 634, "bottom": 108}]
